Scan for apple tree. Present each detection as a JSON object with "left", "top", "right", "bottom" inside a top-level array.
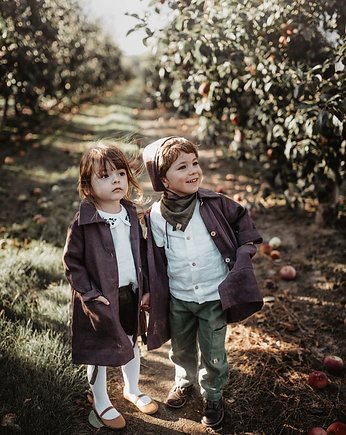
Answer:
[
  {"left": 0, "top": 0, "right": 125, "bottom": 126},
  {"left": 135, "top": 0, "right": 345, "bottom": 222}
]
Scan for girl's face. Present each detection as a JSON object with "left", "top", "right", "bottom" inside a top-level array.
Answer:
[
  {"left": 162, "top": 152, "right": 202, "bottom": 196},
  {"left": 91, "top": 161, "right": 128, "bottom": 213}
]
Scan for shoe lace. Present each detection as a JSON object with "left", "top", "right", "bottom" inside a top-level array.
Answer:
[{"left": 172, "top": 386, "right": 184, "bottom": 395}]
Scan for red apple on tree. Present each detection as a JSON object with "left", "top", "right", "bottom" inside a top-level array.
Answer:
[
  {"left": 230, "top": 113, "right": 238, "bottom": 125},
  {"left": 215, "top": 185, "right": 226, "bottom": 193},
  {"left": 198, "top": 82, "right": 210, "bottom": 97},
  {"left": 267, "top": 148, "right": 274, "bottom": 158}
]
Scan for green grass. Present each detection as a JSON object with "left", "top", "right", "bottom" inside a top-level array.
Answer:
[
  {"left": 0, "top": 240, "right": 90, "bottom": 434},
  {"left": 0, "top": 80, "right": 145, "bottom": 433},
  {"left": 0, "top": 316, "right": 87, "bottom": 434}
]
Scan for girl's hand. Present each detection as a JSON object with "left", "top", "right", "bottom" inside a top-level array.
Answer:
[
  {"left": 141, "top": 293, "right": 150, "bottom": 311},
  {"left": 94, "top": 295, "right": 110, "bottom": 305}
]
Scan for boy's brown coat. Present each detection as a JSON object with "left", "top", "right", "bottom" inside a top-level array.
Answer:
[
  {"left": 63, "top": 199, "right": 147, "bottom": 367},
  {"left": 146, "top": 188, "right": 263, "bottom": 351}
]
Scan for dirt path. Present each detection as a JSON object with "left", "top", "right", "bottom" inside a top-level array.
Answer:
[{"left": 60, "top": 80, "right": 345, "bottom": 435}]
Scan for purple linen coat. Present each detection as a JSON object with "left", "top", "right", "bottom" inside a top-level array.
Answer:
[
  {"left": 145, "top": 188, "right": 263, "bottom": 351},
  {"left": 63, "top": 199, "right": 147, "bottom": 367}
]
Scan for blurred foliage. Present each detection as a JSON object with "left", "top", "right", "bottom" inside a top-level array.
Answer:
[
  {"left": 135, "top": 0, "right": 346, "bottom": 219},
  {"left": 0, "top": 0, "right": 126, "bottom": 123}
]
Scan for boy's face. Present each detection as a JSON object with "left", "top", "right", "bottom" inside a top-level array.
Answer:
[{"left": 162, "top": 152, "right": 202, "bottom": 196}]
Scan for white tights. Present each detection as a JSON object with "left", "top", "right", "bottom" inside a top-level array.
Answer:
[{"left": 87, "top": 336, "right": 150, "bottom": 419}]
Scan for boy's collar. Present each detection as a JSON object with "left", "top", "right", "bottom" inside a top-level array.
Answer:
[
  {"left": 158, "top": 188, "right": 220, "bottom": 201},
  {"left": 197, "top": 187, "right": 222, "bottom": 199}
]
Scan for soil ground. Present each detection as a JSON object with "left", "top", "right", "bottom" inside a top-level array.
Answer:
[{"left": 1, "top": 80, "right": 345, "bottom": 435}]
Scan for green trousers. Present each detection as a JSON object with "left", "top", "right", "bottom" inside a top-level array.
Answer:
[{"left": 169, "top": 296, "right": 229, "bottom": 401}]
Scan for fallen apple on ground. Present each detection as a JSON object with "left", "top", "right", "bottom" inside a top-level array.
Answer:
[
  {"left": 260, "top": 242, "right": 272, "bottom": 255},
  {"left": 308, "top": 370, "right": 329, "bottom": 389},
  {"left": 270, "top": 249, "right": 281, "bottom": 260},
  {"left": 326, "top": 421, "right": 346, "bottom": 434},
  {"left": 323, "top": 355, "right": 344, "bottom": 375},
  {"left": 279, "top": 265, "right": 296, "bottom": 280},
  {"left": 308, "top": 428, "right": 327, "bottom": 435},
  {"left": 33, "top": 214, "right": 48, "bottom": 224},
  {"left": 269, "top": 236, "right": 281, "bottom": 249}
]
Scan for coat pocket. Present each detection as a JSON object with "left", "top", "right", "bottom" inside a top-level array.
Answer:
[{"left": 82, "top": 299, "right": 114, "bottom": 333}]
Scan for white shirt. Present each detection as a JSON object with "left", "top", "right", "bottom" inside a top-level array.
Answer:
[
  {"left": 150, "top": 200, "right": 228, "bottom": 303},
  {"left": 97, "top": 206, "right": 138, "bottom": 289}
]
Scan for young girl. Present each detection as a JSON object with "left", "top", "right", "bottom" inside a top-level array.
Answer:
[{"left": 63, "top": 141, "right": 158, "bottom": 430}]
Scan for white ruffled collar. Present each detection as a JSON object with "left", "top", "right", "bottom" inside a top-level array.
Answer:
[{"left": 97, "top": 205, "right": 131, "bottom": 228}]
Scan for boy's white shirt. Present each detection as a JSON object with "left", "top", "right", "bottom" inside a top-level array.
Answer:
[
  {"left": 150, "top": 200, "right": 228, "bottom": 304},
  {"left": 97, "top": 206, "right": 138, "bottom": 289}
]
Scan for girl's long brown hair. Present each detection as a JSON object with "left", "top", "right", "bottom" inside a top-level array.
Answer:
[{"left": 79, "top": 140, "right": 143, "bottom": 205}]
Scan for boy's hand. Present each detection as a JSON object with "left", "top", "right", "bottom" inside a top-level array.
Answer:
[
  {"left": 141, "top": 293, "right": 150, "bottom": 311},
  {"left": 94, "top": 295, "right": 110, "bottom": 305}
]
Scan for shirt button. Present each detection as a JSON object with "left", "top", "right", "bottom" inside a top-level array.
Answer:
[
  {"left": 192, "top": 262, "right": 196, "bottom": 266},
  {"left": 225, "top": 257, "right": 230, "bottom": 263},
  {"left": 195, "top": 285, "right": 199, "bottom": 289},
  {"left": 187, "top": 236, "right": 191, "bottom": 240},
  {"left": 210, "top": 231, "right": 216, "bottom": 237}
]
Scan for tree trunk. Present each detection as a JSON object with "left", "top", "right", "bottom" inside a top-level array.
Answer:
[
  {"left": 1, "top": 95, "right": 9, "bottom": 131},
  {"left": 315, "top": 181, "right": 340, "bottom": 226}
]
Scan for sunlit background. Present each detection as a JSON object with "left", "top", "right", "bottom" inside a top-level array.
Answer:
[{"left": 80, "top": 0, "right": 168, "bottom": 56}]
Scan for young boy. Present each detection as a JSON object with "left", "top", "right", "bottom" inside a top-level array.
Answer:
[{"left": 143, "top": 136, "right": 263, "bottom": 428}]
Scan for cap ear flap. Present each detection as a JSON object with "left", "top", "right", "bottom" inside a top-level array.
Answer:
[
  {"left": 144, "top": 160, "right": 166, "bottom": 192},
  {"left": 142, "top": 136, "right": 177, "bottom": 192}
]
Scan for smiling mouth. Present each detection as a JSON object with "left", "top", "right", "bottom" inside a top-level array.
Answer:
[{"left": 187, "top": 178, "right": 198, "bottom": 183}]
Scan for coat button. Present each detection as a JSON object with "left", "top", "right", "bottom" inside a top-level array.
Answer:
[
  {"left": 210, "top": 231, "right": 216, "bottom": 237},
  {"left": 225, "top": 257, "right": 230, "bottom": 263}
]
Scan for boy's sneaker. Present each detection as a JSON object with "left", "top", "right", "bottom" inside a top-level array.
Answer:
[
  {"left": 201, "top": 398, "right": 224, "bottom": 427},
  {"left": 165, "top": 385, "right": 194, "bottom": 408}
]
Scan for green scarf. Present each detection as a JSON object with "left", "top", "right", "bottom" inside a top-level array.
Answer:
[{"left": 160, "top": 191, "right": 198, "bottom": 231}]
